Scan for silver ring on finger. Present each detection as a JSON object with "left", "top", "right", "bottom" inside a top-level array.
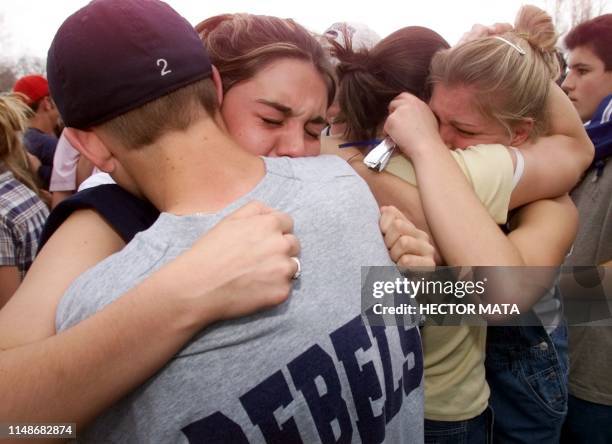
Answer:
[{"left": 291, "top": 257, "right": 301, "bottom": 280}]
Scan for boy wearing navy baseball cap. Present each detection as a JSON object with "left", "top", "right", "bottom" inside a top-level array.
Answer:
[
  {"left": 47, "top": 0, "right": 221, "bottom": 201},
  {"left": 48, "top": 1, "right": 424, "bottom": 442}
]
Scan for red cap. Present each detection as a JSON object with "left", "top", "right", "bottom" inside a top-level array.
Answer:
[{"left": 13, "top": 75, "right": 49, "bottom": 105}]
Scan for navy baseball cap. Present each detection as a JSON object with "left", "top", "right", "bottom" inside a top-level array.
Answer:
[{"left": 47, "top": 0, "right": 212, "bottom": 129}]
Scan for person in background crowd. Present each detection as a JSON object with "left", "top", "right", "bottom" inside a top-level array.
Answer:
[
  {"left": 12, "top": 74, "right": 59, "bottom": 190},
  {"left": 0, "top": 95, "right": 49, "bottom": 307},
  {"left": 48, "top": 130, "right": 97, "bottom": 208},
  {"left": 560, "top": 13, "right": 612, "bottom": 444}
]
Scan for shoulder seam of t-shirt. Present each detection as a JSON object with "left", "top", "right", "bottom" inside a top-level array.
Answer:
[
  {"left": 127, "top": 223, "right": 180, "bottom": 256},
  {"left": 264, "top": 156, "right": 358, "bottom": 183}
]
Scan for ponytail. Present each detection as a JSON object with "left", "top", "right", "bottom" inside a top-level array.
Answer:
[{"left": 333, "top": 26, "right": 449, "bottom": 140}]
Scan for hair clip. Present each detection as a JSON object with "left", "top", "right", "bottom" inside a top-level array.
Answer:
[{"left": 493, "top": 36, "right": 526, "bottom": 55}]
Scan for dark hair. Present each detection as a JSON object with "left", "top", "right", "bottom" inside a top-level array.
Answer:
[
  {"left": 333, "top": 26, "right": 449, "bottom": 140},
  {"left": 196, "top": 14, "right": 336, "bottom": 107},
  {"left": 29, "top": 98, "right": 44, "bottom": 113},
  {"left": 565, "top": 14, "right": 612, "bottom": 71}
]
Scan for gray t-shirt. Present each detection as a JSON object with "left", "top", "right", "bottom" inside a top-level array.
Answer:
[
  {"left": 563, "top": 160, "right": 612, "bottom": 405},
  {"left": 57, "top": 156, "right": 424, "bottom": 443}
]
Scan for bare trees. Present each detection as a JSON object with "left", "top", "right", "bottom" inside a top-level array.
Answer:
[
  {"left": 0, "top": 13, "right": 46, "bottom": 93},
  {"left": 0, "top": 57, "right": 46, "bottom": 93},
  {"left": 548, "top": 0, "right": 610, "bottom": 36}
]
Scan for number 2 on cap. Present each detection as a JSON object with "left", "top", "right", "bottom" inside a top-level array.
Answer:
[{"left": 156, "top": 59, "right": 172, "bottom": 76}]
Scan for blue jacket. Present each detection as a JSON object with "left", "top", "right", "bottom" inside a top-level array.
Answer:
[{"left": 585, "top": 94, "right": 612, "bottom": 177}]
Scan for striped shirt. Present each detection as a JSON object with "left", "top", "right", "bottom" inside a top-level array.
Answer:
[{"left": 0, "top": 170, "right": 49, "bottom": 278}]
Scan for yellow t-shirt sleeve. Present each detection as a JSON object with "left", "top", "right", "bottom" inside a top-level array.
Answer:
[{"left": 385, "top": 144, "right": 514, "bottom": 224}]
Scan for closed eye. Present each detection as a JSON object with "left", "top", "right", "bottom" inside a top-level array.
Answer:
[
  {"left": 261, "top": 117, "right": 283, "bottom": 126},
  {"left": 457, "top": 127, "right": 477, "bottom": 136},
  {"left": 306, "top": 123, "right": 326, "bottom": 140},
  {"left": 305, "top": 130, "right": 320, "bottom": 140}
]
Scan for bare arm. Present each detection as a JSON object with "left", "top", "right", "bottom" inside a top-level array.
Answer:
[
  {"left": 469, "top": 195, "right": 578, "bottom": 317},
  {"left": 507, "top": 195, "right": 578, "bottom": 266},
  {"left": 0, "top": 266, "right": 21, "bottom": 309},
  {"left": 0, "top": 209, "right": 125, "bottom": 346},
  {"left": 384, "top": 92, "right": 582, "bottom": 266},
  {"left": 509, "top": 83, "right": 594, "bottom": 208},
  {"left": 51, "top": 191, "right": 74, "bottom": 209},
  {"left": 384, "top": 94, "right": 580, "bottom": 317},
  {"left": 350, "top": 158, "right": 429, "bottom": 234},
  {"left": 319, "top": 141, "right": 430, "bottom": 232},
  {"left": 385, "top": 93, "right": 524, "bottom": 266},
  {"left": 322, "top": 93, "right": 587, "bottom": 238},
  {"left": 0, "top": 202, "right": 299, "bottom": 430},
  {"left": 2, "top": 267, "right": 214, "bottom": 429}
]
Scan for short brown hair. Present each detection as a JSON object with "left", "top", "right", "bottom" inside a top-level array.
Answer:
[
  {"left": 565, "top": 14, "right": 612, "bottom": 71},
  {"left": 97, "top": 78, "right": 218, "bottom": 149}
]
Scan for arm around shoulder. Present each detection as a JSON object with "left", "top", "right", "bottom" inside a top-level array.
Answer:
[
  {"left": 0, "top": 202, "right": 299, "bottom": 429},
  {"left": 507, "top": 194, "right": 578, "bottom": 266},
  {"left": 510, "top": 83, "right": 594, "bottom": 208}
]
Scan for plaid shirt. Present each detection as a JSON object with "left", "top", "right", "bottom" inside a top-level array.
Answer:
[{"left": 0, "top": 170, "right": 49, "bottom": 278}]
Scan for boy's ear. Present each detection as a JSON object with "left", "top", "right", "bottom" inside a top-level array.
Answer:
[
  {"left": 510, "top": 118, "right": 535, "bottom": 146},
  {"left": 211, "top": 65, "right": 224, "bottom": 106},
  {"left": 41, "top": 96, "right": 55, "bottom": 112},
  {"left": 63, "top": 127, "right": 116, "bottom": 173}
]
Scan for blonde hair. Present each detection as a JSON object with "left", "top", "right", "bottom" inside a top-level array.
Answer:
[
  {"left": 430, "top": 5, "right": 560, "bottom": 140},
  {"left": 0, "top": 94, "right": 42, "bottom": 196}
]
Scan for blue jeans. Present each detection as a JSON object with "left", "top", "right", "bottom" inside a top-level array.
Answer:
[
  {"left": 424, "top": 407, "right": 493, "bottom": 444},
  {"left": 485, "top": 322, "right": 568, "bottom": 444},
  {"left": 561, "top": 394, "right": 612, "bottom": 444}
]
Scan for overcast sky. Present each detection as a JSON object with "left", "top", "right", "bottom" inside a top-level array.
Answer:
[{"left": 1, "top": 0, "right": 611, "bottom": 61}]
